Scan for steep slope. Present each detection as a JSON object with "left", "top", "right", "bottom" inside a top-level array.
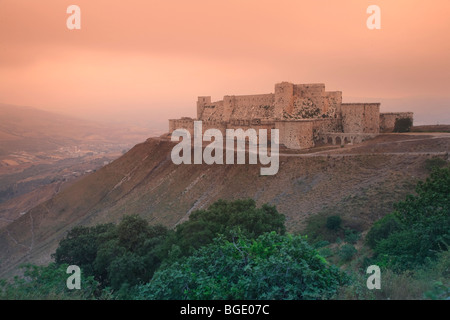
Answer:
[{"left": 0, "top": 134, "right": 448, "bottom": 277}]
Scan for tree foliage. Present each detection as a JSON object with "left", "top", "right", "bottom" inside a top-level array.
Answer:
[
  {"left": 367, "top": 167, "right": 450, "bottom": 270},
  {"left": 51, "top": 199, "right": 286, "bottom": 292},
  {"left": 53, "top": 215, "right": 168, "bottom": 290},
  {"left": 135, "top": 232, "right": 347, "bottom": 300},
  {"left": 0, "top": 263, "right": 98, "bottom": 300},
  {"left": 393, "top": 117, "right": 413, "bottom": 133},
  {"left": 326, "top": 215, "right": 342, "bottom": 230},
  {"left": 162, "top": 199, "right": 286, "bottom": 259}
]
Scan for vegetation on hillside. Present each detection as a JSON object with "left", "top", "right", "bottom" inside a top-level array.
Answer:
[
  {"left": 366, "top": 166, "right": 450, "bottom": 271},
  {"left": 1, "top": 166, "right": 448, "bottom": 300}
]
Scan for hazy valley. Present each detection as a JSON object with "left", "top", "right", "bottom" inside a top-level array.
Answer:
[{"left": 0, "top": 103, "right": 162, "bottom": 229}]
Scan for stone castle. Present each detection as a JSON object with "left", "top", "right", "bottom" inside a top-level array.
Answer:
[{"left": 169, "top": 82, "right": 413, "bottom": 149}]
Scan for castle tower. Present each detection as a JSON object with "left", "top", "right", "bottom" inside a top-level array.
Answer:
[
  {"left": 274, "top": 82, "right": 294, "bottom": 119},
  {"left": 197, "top": 96, "right": 211, "bottom": 119},
  {"left": 222, "top": 95, "right": 235, "bottom": 122}
]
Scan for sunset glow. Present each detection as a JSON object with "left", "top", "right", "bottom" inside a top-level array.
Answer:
[{"left": 1, "top": 0, "right": 449, "bottom": 129}]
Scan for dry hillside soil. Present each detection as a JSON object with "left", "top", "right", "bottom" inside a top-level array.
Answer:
[{"left": 0, "top": 132, "right": 449, "bottom": 277}]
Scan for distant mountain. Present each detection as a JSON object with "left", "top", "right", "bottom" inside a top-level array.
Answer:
[
  {"left": 0, "top": 103, "right": 162, "bottom": 154},
  {"left": 1, "top": 132, "right": 448, "bottom": 277}
]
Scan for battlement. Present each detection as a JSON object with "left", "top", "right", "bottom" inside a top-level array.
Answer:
[{"left": 171, "top": 82, "right": 412, "bottom": 149}]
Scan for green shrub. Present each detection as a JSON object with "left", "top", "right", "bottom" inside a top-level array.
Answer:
[
  {"left": 424, "top": 157, "right": 447, "bottom": 172},
  {"left": 135, "top": 232, "right": 348, "bottom": 300},
  {"left": 303, "top": 213, "right": 344, "bottom": 243},
  {"left": 313, "top": 240, "right": 330, "bottom": 249},
  {"left": 365, "top": 214, "right": 403, "bottom": 249},
  {"left": 393, "top": 117, "right": 413, "bottom": 133},
  {"left": 339, "top": 244, "right": 357, "bottom": 262},
  {"left": 0, "top": 263, "right": 99, "bottom": 300},
  {"left": 344, "top": 229, "right": 360, "bottom": 244},
  {"left": 318, "top": 247, "right": 333, "bottom": 258},
  {"left": 326, "top": 216, "right": 342, "bottom": 230},
  {"left": 53, "top": 216, "right": 168, "bottom": 290},
  {"left": 163, "top": 199, "right": 286, "bottom": 258},
  {"left": 367, "top": 167, "right": 450, "bottom": 271},
  {"left": 53, "top": 199, "right": 286, "bottom": 292}
]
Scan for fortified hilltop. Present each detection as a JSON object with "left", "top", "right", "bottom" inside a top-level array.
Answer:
[{"left": 169, "top": 82, "right": 413, "bottom": 149}]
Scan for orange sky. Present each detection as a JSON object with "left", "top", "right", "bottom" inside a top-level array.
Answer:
[{"left": 1, "top": 0, "right": 449, "bottom": 129}]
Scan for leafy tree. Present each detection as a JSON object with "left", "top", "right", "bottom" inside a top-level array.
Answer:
[
  {"left": 135, "top": 232, "right": 347, "bottom": 300},
  {"left": 53, "top": 215, "right": 168, "bottom": 290},
  {"left": 367, "top": 167, "right": 450, "bottom": 270},
  {"left": 339, "top": 244, "right": 357, "bottom": 262},
  {"left": 393, "top": 117, "right": 413, "bottom": 133},
  {"left": 47, "top": 199, "right": 286, "bottom": 295},
  {"left": 0, "top": 263, "right": 98, "bottom": 300},
  {"left": 162, "top": 199, "right": 286, "bottom": 258},
  {"left": 107, "top": 253, "right": 147, "bottom": 290},
  {"left": 53, "top": 224, "right": 116, "bottom": 275},
  {"left": 117, "top": 215, "right": 151, "bottom": 252},
  {"left": 326, "top": 216, "right": 342, "bottom": 230},
  {"left": 365, "top": 214, "right": 403, "bottom": 249}
]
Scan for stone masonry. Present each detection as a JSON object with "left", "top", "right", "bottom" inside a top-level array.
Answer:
[{"left": 169, "top": 82, "right": 414, "bottom": 149}]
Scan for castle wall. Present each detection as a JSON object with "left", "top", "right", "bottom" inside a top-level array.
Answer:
[
  {"left": 312, "top": 118, "right": 342, "bottom": 134},
  {"left": 200, "top": 101, "right": 225, "bottom": 122},
  {"left": 169, "top": 119, "right": 195, "bottom": 135},
  {"left": 323, "top": 91, "right": 342, "bottom": 117},
  {"left": 293, "top": 83, "right": 325, "bottom": 113},
  {"left": 197, "top": 96, "right": 211, "bottom": 119},
  {"left": 226, "top": 120, "right": 274, "bottom": 140},
  {"left": 341, "top": 103, "right": 380, "bottom": 134},
  {"left": 229, "top": 94, "right": 275, "bottom": 120},
  {"left": 275, "top": 120, "right": 315, "bottom": 149},
  {"left": 379, "top": 112, "right": 414, "bottom": 132},
  {"left": 199, "top": 94, "right": 275, "bottom": 122},
  {"left": 274, "top": 82, "right": 294, "bottom": 118},
  {"left": 170, "top": 82, "right": 411, "bottom": 150},
  {"left": 198, "top": 83, "right": 343, "bottom": 122},
  {"left": 203, "top": 121, "right": 227, "bottom": 136}
]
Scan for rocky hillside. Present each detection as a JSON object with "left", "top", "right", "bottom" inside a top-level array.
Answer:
[{"left": 0, "top": 133, "right": 449, "bottom": 277}]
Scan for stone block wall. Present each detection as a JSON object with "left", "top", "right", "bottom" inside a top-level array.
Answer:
[
  {"left": 341, "top": 103, "right": 380, "bottom": 134},
  {"left": 170, "top": 82, "right": 412, "bottom": 150},
  {"left": 275, "top": 120, "right": 315, "bottom": 149},
  {"left": 197, "top": 96, "right": 211, "bottom": 119},
  {"left": 274, "top": 82, "right": 295, "bottom": 118},
  {"left": 379, "top": 112, "right": 414, "bottom": 132},
  {"left": 169, "top": 118, "right": 196, "bottom": 135}
]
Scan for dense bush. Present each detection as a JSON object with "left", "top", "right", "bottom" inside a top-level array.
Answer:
[
  {"left": 393, "top": 117, "right": 413, "bottom": 133},
  {"left": 53, "top": 215, "right": 168, "bottom": 290},
  {"left": 326, "top": 215, "right": 342, "bottom": 230},
  {"left": 339, "top": 244, "right": 357, "bottom": 262},
  {"left": 135, "top": 232, "right": 347, "bottom": 300},
  {"left": 367, "top": 167, "right": 450, "bottom": 271},
  {"left": 344, "top": 229, "right": 360, "bottom": 244},
  {"left": 52, "top": 199, "right": 286, "bottom": 292},
  {"left": 162, "top": 199, "right": 286, "bottom": 259},
  {"left": 0, "top": 263, "right": 99, "bottom": 300},
  {"left": 53, "top": 223, "right": 117, "bottom": 276},
  {"left": 424, "top": 157, "right": 447, "bottom": 172},
  {"left": 365, "top": 214, "right": 403, "bottom": 249}
]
